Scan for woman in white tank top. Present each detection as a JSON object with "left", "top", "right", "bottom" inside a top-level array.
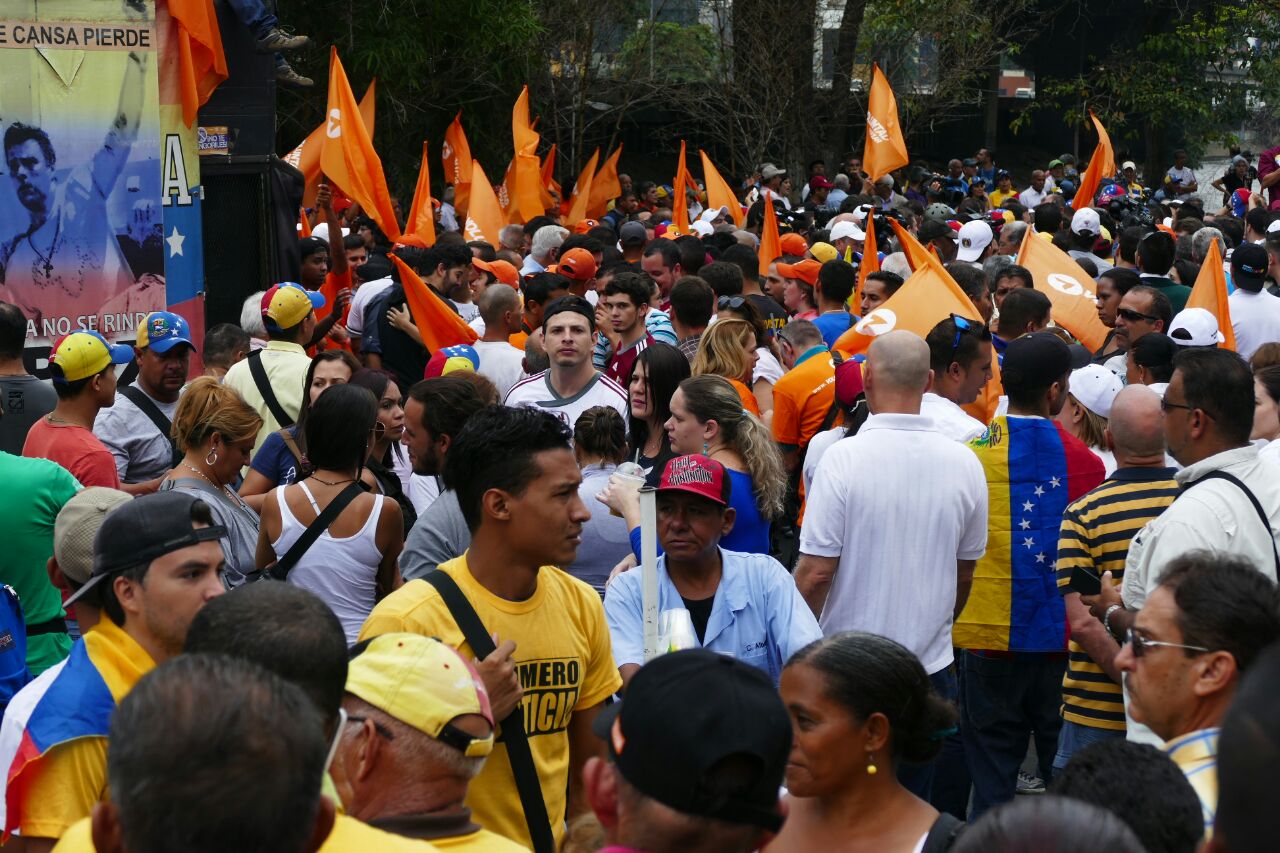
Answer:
[{"left": 255, "top": 384, "right": 404, "bottom": 644}]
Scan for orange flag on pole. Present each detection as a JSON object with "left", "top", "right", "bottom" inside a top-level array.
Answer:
[
  {"left": 587, "top": 147, "right": 623, "bottom": 219},
  {"left": 888, "top": 218, "right": 938, "bottom": 274},
  {"left": 297, "top": 208, "right": 311, "bottom": 238},
  {"left": 1072, "top": 111, "right": 1115, "bottom": 210},
  {"left": 319, "top": 48, "right": 400, "bottom": 240},
  {"left": 757, "top": 194, "right": 782, "bottom": 274},
  {"left": 833, "top": 263, "right": 980, "bottom": 357},
  {"left": 389, "top": 254, "right": 478, "bottom": 353},
  {"left": 565, "top": 149, "right": 600, "bottom": 225},
  {"left": 672, "top": 141, "right": 691, "bottom": 233},
  {"left": 1015, "top": 228, "right": 1111, "bottom": 351},
  {"left": 1186, "top": 239, "right": 1236, "bottom": 350},
  {"left": 462, "top": 163, "right": 506, "bottom": 247},
  {"left": 542, "top": 144, "right": 562, "bottom": 205},
  {"left": 169, "top": 0, "right": 228, "bottom": 127},
  {"left": 443, "top": 112, "right": 473, "bottom": 217},
  {"left": 401, "top": 141, "right": 437, "bottom": 248},
  {"left": 853, "top": 212, "right": 878, "bottom": 309},
  {"left": 507, "top": 86, "right": 545, "bottom": 224},
  {"left": 863, "top": 63, "right": 910, "bottom": 182},
  {"left": 699, "top": 150, "right": 745, "bottom": 227},
  {"left": 285, "top": 83, "right": 376, "bottom": 207}
]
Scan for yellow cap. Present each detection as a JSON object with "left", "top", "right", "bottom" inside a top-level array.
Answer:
[
  {"left": 347, "top": 634, "right": 495, "bottom": 757},
  {"left": 809, "top": 242, "right": 838, "bottom": 264}
]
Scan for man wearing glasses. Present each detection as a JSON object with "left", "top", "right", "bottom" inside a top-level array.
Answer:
[
  {"left": 1113, "top": 552, "right": 1280, "bottom": 837},
  {"left": 1103, "top": 285, "right": 1173, "bottom": 378}
]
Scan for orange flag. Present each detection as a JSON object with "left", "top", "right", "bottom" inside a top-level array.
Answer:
[
  {"left": 672, "top": 141, "right": 691, "bottom": 233},
  {"left": 1186, "top": 239, "right": 1236, "bottom": 350},
  {"left": 170, "top": 0, "right": 228, "bottom": 127},
  {"left": 443, "top": 112, "right": 473, "bottom": 217},
  {"left": 1072, "top": 111, "right": 1115, "bottom": 210},
  {"left": 507, "top": 86, "right": 544, "bottom": 224},
  {"left": 853, "top": 212, "right": 878, "bottom": 309},
  {"left": 401, "top": 141, "right": 437, "bottom": 248},
  {"left": 757, "top": 194, "right": 782, "bottom": 273},
  {"left": 1015, "top": 228, "right": 1111, "bottom": 351},
  {"left": 587, "top": 147, "right": 623, "bottom": 219},
  {"left": 833, "top": 263, "right": 980, "bottom": 357},
  {"left": 565, "top": 149, "right": 600, "bottom": 225},
  {"left": 285, "top": 82, "right": 376, "bottom": 208},
  {"left": 863, "top": 64, "right": 910, "bottom": 182},
  {"left": 389, "top": 254, "right": 478, "bottom": 353},
  {"left": 319, "top": 48, "right": 400, "bottom": 240},
  {"left": 699, "top": 150, "right": 745, "bottom": 227},
  {"left": 462, "top": 163, "right": 506, "bottom": 247},
  {"left": 297, "top": 207, "right": 311, "bottom": 238},
  {"left": 888, "top": 218, "right": 938, "bottom": 274},
  {"left": 542, "top": 144, "right": 561, "bottom": 207}
]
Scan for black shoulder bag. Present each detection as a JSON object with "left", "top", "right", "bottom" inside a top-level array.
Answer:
[
  {"left": 118, "top": 385, "right": 182, "bottom": 467},
  {"left": 921, "top": 812, "right": 965, "bottom": 853},
  {"left": 1185, "top": 470, "right": 1280, "bottom": 575},
  {"left": 247, "top": 349, "right": 296, "bottom": 428},
  {"left": 423, "top": 570, "right": 556, "bottom": 853},
  {"left": 266, "top": 483, "right": 363, "bottom": 582}
]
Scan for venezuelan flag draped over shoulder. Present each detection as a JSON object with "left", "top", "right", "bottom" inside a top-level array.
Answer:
[
  {"left": 168, "top": 0, "right": 228, "bottom": 127},
  {"left": 863, "top": 64, "right": 909, "bottom": 182},
  {"left": 1016, "top": 228, "right": 1110, "bottom": 351},
  {"left": 390, "top": 255, "right": 478, "bottom": 353},
  {"left": 1186, "top": 239, "right": 1236, "bottom": 350},
  {"left": 954, "top": 417, "right": 1104, "bottom": 652}
]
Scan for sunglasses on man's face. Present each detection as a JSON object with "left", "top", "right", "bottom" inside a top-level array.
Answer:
[{"left": 1116, "top": 307, "right": 1158, "bottom": 323}]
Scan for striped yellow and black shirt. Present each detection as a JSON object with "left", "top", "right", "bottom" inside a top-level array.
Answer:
[{"left": 1055, "top": 467, "right": 1180, "bottom": 730}]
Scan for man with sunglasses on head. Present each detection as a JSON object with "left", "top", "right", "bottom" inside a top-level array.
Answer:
[
  {"left": 1112, "top": 552, "right": 1280, "bottom": 837},
  {"left": 921, "top": 315, "right": 993, "bottom": 442}
]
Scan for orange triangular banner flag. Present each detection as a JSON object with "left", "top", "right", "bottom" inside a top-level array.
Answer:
[
  {"left": 1186, "top": 239, "right": 1236, "bottom": 351},
  {"left": 319, "top": 48, "right": 400, "bottom": 240},
  {"left": 888, "top": 218, "right": 938, "bottom": 274},
  {"left": 566, "top": 149, "right": 600, "bottom": 225},
  {"left": 541, "top": 144, "right": 561, "bottom": 208},
  {"left": 462, "top": 163, "right": 506, "bottom": 247},
  {"left": 1072, "top": 111, "right": 1115, "bottom": 210},
  {"left": 297, "top": 207, "right": 311, "bottom": 238},
  {"left": 285, "top": 81, "right": 375, "bottom": 209},
  {"left": 170, "top": 0, "right": 228, "bottom": 127},
  {"left": 401, "top": 141, "right": 437, "bottom": 248},
  {"left": 389, "top": 254, "right": 478, "bottom": 353},
  {"left": 672, "top": 141, "right": 691, "bottom": 233},
  {"left": 757, "top": 192, "right": 782, "bottom": 273},
  {"left": 507, "top": 86, "right": 544, "bottom": 224},
  {"left": 863, "top": 64, "right": 910, "bottom": 182},
  {"left": 854, "top": 212, "right": 878, "bottom": 308},
  {"left": 1015, "top": 228, "right": 1111, "bottom": 352},
  {"left": 699, "top": 150, "right": 744, "bottom": 228},
  {"left": 587, "top": 147, "right": 623, "bottom": 219},
  {"left": 443, "top": 112, "right": 472, "bottom": 217},
  {"left": 833, "top": 263, "right": 980, "bottom": 357}
]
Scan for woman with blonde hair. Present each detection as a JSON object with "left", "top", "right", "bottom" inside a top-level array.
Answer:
[
  {"left": 692, "top": 317, "right": 761, "bottom": 416},
  {"left": 160, "top": 376, "right": 263, "bottom": 586},
  {"left": 1058, "top": 364, "right": 1121, "bottom": 474}
]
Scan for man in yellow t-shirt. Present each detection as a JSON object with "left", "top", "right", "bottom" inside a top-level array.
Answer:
[
  {"left": 361, "top": 405, "right": 622, "bottom": 850},
  {"left": 2, "top": 492, "right": 226, "bottom": 851}
]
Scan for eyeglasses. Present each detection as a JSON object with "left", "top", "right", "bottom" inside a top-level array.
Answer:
[
  {"left": 1124, "top": 628, "right": 1209, "bottom": 659},
  {"left": 347, "top": 713, "right": 396, "bottom": 741},
  {"left": 347, "top": 712, "right": 490, "bottom": 757},
  {"left": 1117, "top": 307, "right": 1159, "bottom": 323},
  {"left": 1160, "top": 396, "right": 1193, "bottom": 413},
  {"left": 718, "top": 296, "right": 747, "bottom": 310},
  {"left": 948, "top": 314, "right": 991, "bottom": 362}
]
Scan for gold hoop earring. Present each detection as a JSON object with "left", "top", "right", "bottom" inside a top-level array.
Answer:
[{"left": 206, "top": 447, "right": 218, "bottom": 466}]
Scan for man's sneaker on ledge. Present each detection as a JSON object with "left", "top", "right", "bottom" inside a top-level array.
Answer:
[
  {"left": 1016, "top": 770, "right": 1046, "bottom": 794},
  {"left": 276, "top": 63, "right": 313, "bottom": 89},
  {"left": 257, "top": 28, "right": 309, "bottom": 54}
]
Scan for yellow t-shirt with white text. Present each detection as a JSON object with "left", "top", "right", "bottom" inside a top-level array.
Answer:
[{"left": 359, "top": 553, "right": 621, "bottom": 849}]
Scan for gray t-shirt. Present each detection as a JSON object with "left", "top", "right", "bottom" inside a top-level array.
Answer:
[
  {"left": 400, "top": 489, "right": 470, "bottom": 581},
  {"left": 565, "top": 464, "right": 631, "bottom": 596},
  {"left": 0, "top": 374, "right": 56, "bottom": 455},
  {"left": 160, "top": 477, "right": 261, "bottom": 587},
  {"left": 94, "top": 383, "right": 179, "bottom": 484}
]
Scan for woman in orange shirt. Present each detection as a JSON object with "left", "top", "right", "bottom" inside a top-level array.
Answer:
[{"left": 691, "top": 318, "right": 761, "bottom": 416}]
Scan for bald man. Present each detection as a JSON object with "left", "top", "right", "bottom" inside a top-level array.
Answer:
[
  {"left": 796, "top": 330, "right": 989, "bottom": 801},
  {"left": 1055, "top": 385, "right": 1179, "bottom": 769}
]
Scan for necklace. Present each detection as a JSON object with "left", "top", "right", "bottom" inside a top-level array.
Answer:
[
  {"left": 47, "top": 413, "right": 82, "bottom": 427},
  {"left": 309, "top": 473, "right": 356, "bottom": 486},
  {"left": 26, "top": 217, "right": 61, "bottom": 280},
  {"left": 184, "top": 463, "right": 224, "bottom": 491}
]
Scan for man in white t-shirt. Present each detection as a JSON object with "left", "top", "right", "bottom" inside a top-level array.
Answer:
[
  {"left": 346, "top": 255, "right": 394, "bottom": 347},
  {"left": 796, "top": 330, "right": 988, "bottom": 678},
  {"left": 471, "top": 284, "right": 527, "bottom": 399},
  {"left": 1018, "top": 171, "right": 1051, "bottom": 208},
  {"left": 1228, "top": 244, "right": 1280, "bottom": 361},
  {"left": 920, "top": 315, "right": 992, "bottom": 442},
  {"left": 1164, "top": 150, "right": 1198, "bottom": 202},
  {"left": 505, "top": 295, "right": 628, "bottom": 430}
]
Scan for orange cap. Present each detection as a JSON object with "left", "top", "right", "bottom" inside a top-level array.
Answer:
[
  {"left": 473, "top": 257, "right": 519, "bottom": 286},
  {"left": 779, "top": 232, "right": 809, "bottom": 257},
  {"left": 572, "top": 219, "right": 600, "bottom": 234},
  {"left": 776, "top": 258, "right": 822, "bottom": 285},
  {"left": 558, "top": 247, "right": 599, "bottom": 282}
]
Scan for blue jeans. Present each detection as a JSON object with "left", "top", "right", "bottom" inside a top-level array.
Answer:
[
  {"left": 897, "top": 665, "right": 961, "bottom": 806},
  {"left": 960, "top": 651, "right": 1066, "bottom": 820},
  {"left": 1052, "top": 719, "right": 1124, "bottom": 774},
  {"left": 223, "top": 0, "right": 277, "bottom": 38}
]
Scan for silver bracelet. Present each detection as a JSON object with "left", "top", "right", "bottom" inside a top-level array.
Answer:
[{"left": 1103, "top": 604, "right": 1124, "bottom": 640}]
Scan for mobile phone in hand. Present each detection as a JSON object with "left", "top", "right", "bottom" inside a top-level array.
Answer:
[{"left": 1068, "top": 565, "right": 1103, "bottom": 596}]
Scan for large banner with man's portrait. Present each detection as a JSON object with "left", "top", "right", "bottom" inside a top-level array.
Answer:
[{"left": 0, "top": 1, "right": 164, "bottom": 348}]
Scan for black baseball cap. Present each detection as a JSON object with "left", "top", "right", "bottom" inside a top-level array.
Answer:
[
  {"left": 1001, "top": 331, "right": 1072, "bottom": 394},
  {"left": 1232, "top": 243, "right": 1270, "bottom": 292},
  {"left": 1131, "top": 332, "right": 1177, "bottom": 368},
  {"left": 65, "top": 492, "right": 227, "bottom": 606},
  {"left": 540, "top": 295, "right": 596, "bottom": 332},
  {"left": 593, "top": 649, "right": 791, "bottom": 832}
]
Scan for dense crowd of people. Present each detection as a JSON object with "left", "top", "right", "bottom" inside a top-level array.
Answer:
[{"left": 2, "top": 143, "right": 1280, "bottom": 852}]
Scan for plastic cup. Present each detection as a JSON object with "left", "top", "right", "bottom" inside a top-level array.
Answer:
[{"left": 608, "top": 462, "right": 646, "bottom": 518}]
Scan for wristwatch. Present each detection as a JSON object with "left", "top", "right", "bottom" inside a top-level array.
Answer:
[{"left": 1103, "top": 604, "right": 1124, "bottom": 640}]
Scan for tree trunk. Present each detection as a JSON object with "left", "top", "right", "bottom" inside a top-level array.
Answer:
[{"left": 823, "top": 0, "right": 872, "bottom": 164}]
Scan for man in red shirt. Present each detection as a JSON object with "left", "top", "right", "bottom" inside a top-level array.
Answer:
[
  {"left": 602, "top": 271, "right": 654, "bottom": 384},
  {"left": 23, "top": 331, "right": 132, "bottom": 488}
]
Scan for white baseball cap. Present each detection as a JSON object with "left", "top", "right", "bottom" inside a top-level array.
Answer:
[
  {"left": 691, "top": 220, "right": 714, "bottom": 237},
  {"left": 1071, "top": 207, "right": 1101, "bottom": 237},
  {"left": 699, "top": 205, "right": 731, "bottom": 223},
  {"left": 1121, "top": 161, "right": 1137, "bottom": 171},
  {"left": 1168, "top": 307, "right": 1225, "bottom": 347},
  {"left": 1070, "top": 364, "right": 1123, "bottom": 418},
  {"left": 955, "top": 220, "right": 993, "bottom": 262},
  {"left": 829, "top": 220, "right": 866, "bottom": 243},
  {"left": 1268, "top": 219, "right": 1280, "bottom": 234}
]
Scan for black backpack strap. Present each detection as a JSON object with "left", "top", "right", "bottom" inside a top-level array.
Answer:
[
  {"left": 921, "top": 812, "right": 965, "bottom": 853},
  {"left": 1186, "top": 470, "right": 1280, "bottom": 575},
  {"left": 247, "top": 350, "right": 296, "bottom": 428},
  {"left": 423, "top": 570, "right": 556, "bottom": 853},
  {"left": 119, "top": 385, "right": 182, "bottom": 467},
  {"left": 268, "top": 483, "right": 363, "bottom": 581}
]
